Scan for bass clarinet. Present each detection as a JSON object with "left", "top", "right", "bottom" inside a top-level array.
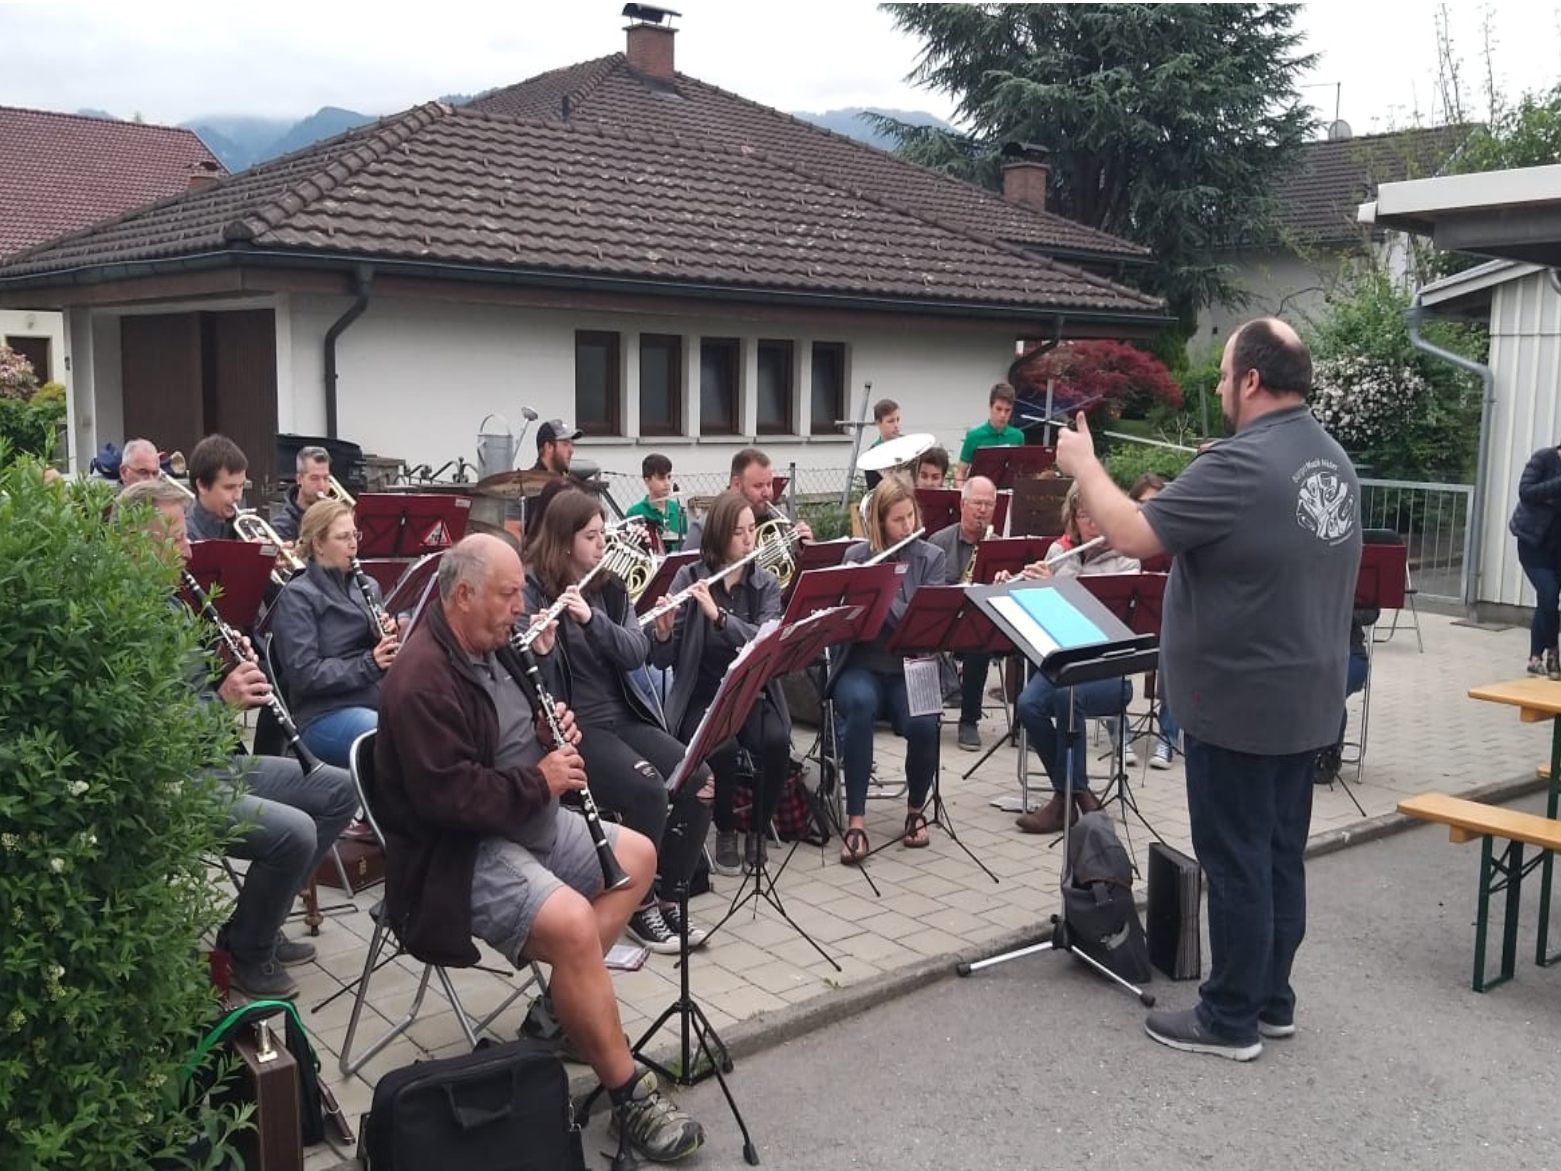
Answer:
[
  {"left": 180, "top": 571, "right": 324, "bottom": 776},
  {"left": 502, "top": 635, "right": 632, "bottom": 893}
]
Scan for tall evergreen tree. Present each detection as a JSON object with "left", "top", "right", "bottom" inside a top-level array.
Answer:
[{"left": 881, "top": 3, "right": 1317, "bottom": 330}]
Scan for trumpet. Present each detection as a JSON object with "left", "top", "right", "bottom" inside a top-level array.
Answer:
[
  {"left": 325, "top": 475, "right": 356, "bottom": 507},
  {"left": 960, "top": 524, "right": 996, "bottom": 585},
  {"left": 162, "top": 473, "right": 195, "bottom": 501},
  {"left": 638, "top": 544, "right": 768, "bottom": 628},
  {"left": 233, "top": 510, "right": 305, "bottom": 586},
  {"left": 511, "top": 559, "right": 611, "bottom": 654}
]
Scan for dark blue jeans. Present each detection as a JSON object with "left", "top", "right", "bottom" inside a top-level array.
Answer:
[
  {"left": 1518, "top": 540, "right": 1560, "bottom": 658},
  {"left": 300, "top": 706, "right": 378, "bottom": 769},
  {"left": 834, "top": 666, "right": 938, "bottom": 817},
  {"left": 1184, "top": 735, "right": 1316, "bottom": 1042},
  {"left": 957, "top": 653, "right": 992, "bottom": 727},
  {"left": 1016, "top": 670, "right": 1132, "bottom": 793}
]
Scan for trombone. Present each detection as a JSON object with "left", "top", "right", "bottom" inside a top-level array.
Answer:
[
  {"left": 234, "top": 510, "right": 306, "bottom": 586},
  {"left": 325, "top": 475, "right": 356, "bottom": 506}
]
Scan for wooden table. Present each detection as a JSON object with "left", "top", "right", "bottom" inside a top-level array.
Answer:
[{"left": 1467, "top": 677, "right": 1561, "bottom": 968}]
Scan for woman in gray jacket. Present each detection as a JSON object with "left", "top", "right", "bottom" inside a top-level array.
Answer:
[
  {"left": 650, "top": 492, "right": 793, "bottom": 876},
  {"left": 269, "top": 499, "right": 397, "bottom": 767}
]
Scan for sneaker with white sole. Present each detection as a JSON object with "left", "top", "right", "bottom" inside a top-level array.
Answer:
[
  {"left": 1145, "top": 1007, "right": 1262, "bottom": 1061},
  {"left": 658, "top": 902, "right": 709, "bottom": 951},
  {"left": 712, "top": 830, "right": 742, "bottom": 877},
  {"left": 1257, "top": 1013, "right": 1296, "bottom": 1039},
  {"left": 1106, "top": 721, "right": 1138, "bottom": 766},
  {"left": 627, "top": 905, "right": 681, "bottom": 955},
  {"left": 1150, "top": 740, "right": 1173, "bottom": 770},
  {"left": 957, "top": 722, "right": 981, "bottom": 752},
  {"left": 611, "top": 1069, "right": 704, "bottom": 1162}
]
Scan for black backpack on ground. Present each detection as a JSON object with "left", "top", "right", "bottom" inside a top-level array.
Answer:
[
  {"left": 360, "top": 1039, "right": 585, "bottom": 1171},
  {"left": 1061, "top": 812, "right": 1153, "bottom": 984}
]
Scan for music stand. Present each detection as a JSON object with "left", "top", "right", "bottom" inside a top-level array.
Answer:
[
  {"left": 185, "top": 540, "right": 275, "bottom": 629},
  {"left": 955, "top": 579, "right": 1159, "bottom": 1005},
  {"left": 780, "top": 538, "right": 856, "bottom": 600},
  {"left": 634, "top": 552, "right": 700, "bottom": 617},
  {"left": 869, "top": 587, "right": 1002, "bottom": 882},
  {"left": 1332, "top": 544, "right": 1407, "bottom": 809},
  {"left": 969, "top": 445, "right": 1056, "bottom": 490},
  {"left": 356, "top": 492, "right": 470, "bottom": 558},
  {"left": 384, "top": 552, "right": 446, "bottom": 637}
]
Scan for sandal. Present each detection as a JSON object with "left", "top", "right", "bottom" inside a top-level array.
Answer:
[
  {"left": 901, "top": 810, "right": 930, "bottom": 849},
  {"left": 839, "top": 827, "right": 870, "bottom": 866}
]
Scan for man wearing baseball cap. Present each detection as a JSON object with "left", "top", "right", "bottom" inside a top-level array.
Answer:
[{"left": 534, "top": 420, "right": 582, "bottom": 478}]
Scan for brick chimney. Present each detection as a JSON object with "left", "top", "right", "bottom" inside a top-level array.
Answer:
[
  {"left": 624, "top": 6, "right": 677, "bottom": 81},
  {"left": 187, "top": 160, "right": 222, "bottom": 192},
  {"left": 1001, "top": 159, "right": 1050, "bottom": 213}
]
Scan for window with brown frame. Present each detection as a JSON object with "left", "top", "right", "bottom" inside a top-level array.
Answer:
[
  {"left": 4, "top": 335, "right": 51, "bottom": 384},
  {"left": 574, "top": 330, "right": 621, "bottom": 436},
  {"left": 699, "top": 337, "right": 740, "bottom": 436},
  {"left": 810, "top": 342, "right": 846, "bottom": 435},
  {"left": 756, "top": 339, "right": 794, "bottom": 435},
  {"left": 639, "top": 334, "right": 683, "bottom": 436}
]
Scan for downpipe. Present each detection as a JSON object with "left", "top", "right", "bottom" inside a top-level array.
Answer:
[
  {"left": 1406, "top": 294, "right": 1494, "bottom": 620},
  {"left": 323, "top": 265, "right": 373, "bottom": 439}
]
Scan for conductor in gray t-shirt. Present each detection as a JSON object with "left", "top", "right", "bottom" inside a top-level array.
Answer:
[{"left": 1056, "top": 317, "right": 1361, "bottom": 1063}]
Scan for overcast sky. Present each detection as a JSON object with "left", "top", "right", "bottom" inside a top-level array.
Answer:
[{"left": 3, "top": 1, "right": 1558, "bottom": 133}]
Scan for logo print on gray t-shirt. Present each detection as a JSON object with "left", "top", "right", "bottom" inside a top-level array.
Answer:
[{"left": 1294, "top": 461, "right": 1355, "bottom": 544}]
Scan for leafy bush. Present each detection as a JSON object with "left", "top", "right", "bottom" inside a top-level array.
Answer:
[
  {"left": 0, "top": 462, "right": 241, "bottom": 1170},
  {"left": 0, "top": 396, "right": 67, "bottom": 467},
  {"left": 797, "top": 500, "right": 852, "bottom": 542},
  {"left": 34, "top": 381, "right": 66, "bottom": 405},
  {"left": 1015, "top": 340, "right": 1182, "bottom": 424},
  {"left": 0, "top": 344, "right": 41, "bottom": 402},
  {"left": 1104, "top": 442, "right": 1194, "bottom": 490}
]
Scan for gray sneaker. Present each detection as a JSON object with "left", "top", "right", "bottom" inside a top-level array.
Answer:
[
  {"left": 957, "top": 723, "right": 981, "bottom": 752},
  {"left": 1548, "top": 649, "right": 1560, "bottom": 681},
  {"left": 611, "top": 1069, "right": 704, "bottom": 1162},
  {"left": 273, "top": 931, "right": 316, "bottom": 967},
  {"left": 1144, "top": 1007, "right": 1261, "bottom": 1061},
  {"left": 230, "top": 957, "right": 299, "bottom": 1000},
  {"left": 712, "top": 830, "right": 742, "bottom": 877}
]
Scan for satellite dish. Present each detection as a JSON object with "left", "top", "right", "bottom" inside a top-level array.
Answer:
[{"left": 1327, "top": 119, "right": 1353, "bottom": 142}]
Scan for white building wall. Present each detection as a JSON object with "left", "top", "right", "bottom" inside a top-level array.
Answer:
[
  {"left": 285, "top": 294, "right": 1016, "bottom": 487},
  {"left": 1481, "top": 271, "right": 1561, "bottom": 608}
]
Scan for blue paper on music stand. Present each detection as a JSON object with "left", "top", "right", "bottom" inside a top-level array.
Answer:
[{"left": 989, "top": 586, "right": 1107, "bottom": 661}]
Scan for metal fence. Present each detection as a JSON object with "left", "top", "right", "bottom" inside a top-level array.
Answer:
[
  {"left": 1358, "top": 478, "right": 1473, "bottom": 603},
  {"left": 600, "top": 465, "right": 861, "bottom": 513}
]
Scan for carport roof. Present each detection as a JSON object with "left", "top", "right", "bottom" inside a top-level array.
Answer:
[{"left": 1358, "top": 164, "right": 1561, "bottom": 266}]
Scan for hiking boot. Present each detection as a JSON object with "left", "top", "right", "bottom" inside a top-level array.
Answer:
[
  {"left": 712, "top": 830, "right": 742, "bottom": 877},
  {"left": 1016, "top": 793, "right": 1071, "bottom": 834},
  {"left": 611, "top": 1069, "right": 704, "bottom": 1163},
  {"left": 1073, "top": 788, "right": 1102, "bottom": 815},
  {"left": 658, "top": 902, "right": 708, "bottom": 951},
  {"left": 230, "top": 957, "right": 299, "bottom": 1000},
  {"left": 273, "top": 931, "right": 316, "bottom": 967},
  {"left": 957, "top": 723, "right": 981, "bottom": 752},
  {"left": 1548, "top": 649, "right": 1561, "bottom": 681},
  {"left": 1144, "top": 1007, "right": 1261, "bottom": 1062},
  {"left": 1530, "top": 655, "right": 1548, "bottom": 677},
  {"left": 1150, "top": 740, "right": 1173, "bottom": 770},
  {"left": 627, "top": 905, "right": 681, "bottom": 955},
  {"left": 1257, "top": 1013, "right": 1296, "bottom": 1039}
]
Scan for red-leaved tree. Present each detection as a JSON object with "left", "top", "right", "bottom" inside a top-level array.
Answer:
[{"left": 1011, "top": 340, "right": 1182, "bottom": 424}]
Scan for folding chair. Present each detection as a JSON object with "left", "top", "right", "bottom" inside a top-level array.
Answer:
[
  {"left": 338, "top": 730, "right": 540, "bottom": 1076},
  {"left": 1363, "top": 529, "right": 1422, "bottom": 652}
]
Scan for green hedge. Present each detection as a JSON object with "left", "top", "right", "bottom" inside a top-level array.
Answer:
[{"left": 0, "top": 397, "right": 66, "bottom": 466}]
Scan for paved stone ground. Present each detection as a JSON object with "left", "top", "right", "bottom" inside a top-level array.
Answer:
[{"left": 293, "top": 611, "right": 1547, "bottom": 1167}]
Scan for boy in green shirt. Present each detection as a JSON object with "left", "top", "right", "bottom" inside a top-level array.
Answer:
[
  {"left": 626, "top": 452, "right": 686, "bottom": 551},
  {"left": 955, "top": 381, "right": 1025, "bottom": 486},
  {"left": 863, "top": 397, "right": 901, "bottom": 490}
]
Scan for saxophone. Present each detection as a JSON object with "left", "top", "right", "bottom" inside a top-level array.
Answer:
[{"left": 960, "top": 524, "right": 995, "bottom": 585}]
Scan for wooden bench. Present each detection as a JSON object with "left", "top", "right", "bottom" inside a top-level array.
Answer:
[{"left": 1398, "top": 792, "right": 1561, "bottom": 991}]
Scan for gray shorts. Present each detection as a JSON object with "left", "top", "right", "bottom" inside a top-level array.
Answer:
[{"left": 469, "top": 811, "right": 622, "bottom": 963}]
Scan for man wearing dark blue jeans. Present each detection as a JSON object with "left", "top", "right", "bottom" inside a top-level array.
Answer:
[
  {"left": 927, "top": 476, "right": 998, "bottom": 750},
  {"left": 1058, "top": 318, "right": 1361, "bottom": 1061}
]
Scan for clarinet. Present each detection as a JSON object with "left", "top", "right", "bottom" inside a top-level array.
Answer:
[
  {"left": 181, "top": 572, "right": 324, "bottom": 776},
  {"left": 502, "top": 637, "right": 631, "bottom": 893},
  {"left": 349, "top": 557, "right": 394, "bottom": 640}
]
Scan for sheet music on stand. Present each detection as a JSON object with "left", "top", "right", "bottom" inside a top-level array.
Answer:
[{"left": 902, "top": 657, "right": 943, "bottom": 717}]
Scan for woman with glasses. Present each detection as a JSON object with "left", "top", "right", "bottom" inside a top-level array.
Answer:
[
  {"left": 269, "top": 499, "right": 397, "bottom": 767},
  {"left": 525, "top": 488, "right": 712, "bottom": 954},
  {"left": 649, "top": 491, "right": 793, "bottom": 876}
]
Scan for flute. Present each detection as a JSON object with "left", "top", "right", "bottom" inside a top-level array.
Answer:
[
  {"left": 863, "top": 527, "right": 925, "bottom": 566},
  {"left": 502, "top": 640, "right": 631, "bottom": 892},
  {"left": 1044, "top": 535, "right": 1106, "bottom": 567},
  {"left": 511, "top": 559, "right": 610, "bottom": 653},
  {"left": 637, "top": 544, "right": 767, "bottom": 628},
  {"left": 180, "top": 572, "right": 323, "bottom": 776}
]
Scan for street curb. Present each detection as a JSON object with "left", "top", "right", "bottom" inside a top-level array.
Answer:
[{"left": 562, "top": 768, "right": 1554, "bottom": 1098}]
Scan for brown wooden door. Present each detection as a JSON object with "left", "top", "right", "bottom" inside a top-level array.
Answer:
[
  {"left": 121, "top": 313, "right": 203, "bottom": 458},
  {"left": 206, "top": 310, "right": 278, "bottom": 490}
]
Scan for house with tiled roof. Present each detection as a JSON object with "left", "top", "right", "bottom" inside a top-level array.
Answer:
[
  {"left": 0, "top": 15, "right": 1163, "bottom": 488},
  {"left": 1196, "top": 123, "right": 1472, "bottom": 349},
  {"left": 0, "top": 106, "right": 223, "bottom": 396}
]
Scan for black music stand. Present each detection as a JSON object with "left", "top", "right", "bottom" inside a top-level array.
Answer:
[
  {"left": 634, "top": 552, "right": 700, "bottom": 617},
  {"left": 955, "top": 578, "right": 1159, "bottom": 1005},
  {"left": 868, "top": 587, "right": 1002, "bottom": 882},
  {"left": 185, "top": 540, "right": 275, "bottom": 629},
  {"left": 1079, "top": 573, "right": 1167, "bottom": 854},
  {"left": 969, "top": 445, "right": 1056, "bottom": 490},
  {"left": 780, "top": 539, "right": 856, "bottom": 601},
  {"left": 384, "top": 552, "right": 446, "bottom": 637},
  {"left": 356, "top": 492, "right": 470, "bottom": 558},
  {"left": 697, "top": 609, "right": 862, "bottom": 969}
]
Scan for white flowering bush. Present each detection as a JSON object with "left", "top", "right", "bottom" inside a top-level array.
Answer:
[
  {"left": 0, "top": 461, "right": 241, "bottom": 1169},
  {"left": 0, "top": 344, "right": 40, "bottom": 402},
  {"left": 1310, "top": 354, "right": 1432, "bottom": 452}
]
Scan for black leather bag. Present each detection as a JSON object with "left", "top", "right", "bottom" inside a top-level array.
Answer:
[{"left": 361, "top": 1040, "right": 584, "bottom": 1171}]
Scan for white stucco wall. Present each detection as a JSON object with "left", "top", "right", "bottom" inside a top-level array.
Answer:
[
  {"left": 285, "top": 293, "right": 1019, "bottom": 488},
  {"left": 1478, "top": 271, "right": 1561, "bottom": 608}
]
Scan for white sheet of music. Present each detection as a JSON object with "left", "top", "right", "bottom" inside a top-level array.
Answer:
[{"left": 902, "top": 656, "right": 943, "bottom": 718}]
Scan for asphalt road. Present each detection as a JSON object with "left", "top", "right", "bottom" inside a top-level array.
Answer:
[{"left": 594, "top": 794, "right": 1561, "bottom": 1171}]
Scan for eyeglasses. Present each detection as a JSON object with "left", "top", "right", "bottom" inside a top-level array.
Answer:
[
  {"left": 330, "top": 530, "right": 363, "bottom": 543},
  {"left": 123, "top": 466, "right": 162, "bottom": 480}
]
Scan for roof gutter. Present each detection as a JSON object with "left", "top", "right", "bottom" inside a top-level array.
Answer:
[
  {"left": 323, "top": 264, "right": 373, "bottom": 439},
  {"left": 1407, "top": 294, "right": 1493, "bottom": 620},
  {"left": 1549, "top": 268, "right": 1561, "bottom": 297}
]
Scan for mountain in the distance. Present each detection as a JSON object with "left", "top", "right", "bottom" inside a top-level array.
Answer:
[
  {"left": 791, "top": 106, "right": 953, "bottom": 151},
  {"left": 180, "top": 108, "right": 372, "bottom": 171},
  {"left": 258, "top": 106, "right": 374, "bottom": 162}
]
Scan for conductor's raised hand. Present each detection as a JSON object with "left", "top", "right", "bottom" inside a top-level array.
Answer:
[
  {"left": 1054, "top": 411, "right": 1096, "bottom": 476},
  {"left": 538, "top": 743, "right": 587, "bottom": 798}
]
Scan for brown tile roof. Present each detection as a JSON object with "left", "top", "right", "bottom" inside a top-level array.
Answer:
[
  {"left": 1276, "top": 124, "right": 1474, "bottom": 244},
  {"left": 0, "top": 103, "right": 1164, "bottom": 320},
  {"left": 0, "top": 106, "right": 224, "bottom": 257},
  {"left": 473, "top": 54, "right": 1150, "bottom": 263}
]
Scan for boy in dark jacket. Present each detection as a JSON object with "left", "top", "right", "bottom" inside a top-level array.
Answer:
[{"left": 1510, "top": 444, "right": 1561, "bottom": 678}]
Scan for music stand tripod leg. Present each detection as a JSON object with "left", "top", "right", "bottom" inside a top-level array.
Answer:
[{"left": 702, "top": 835, "right": 842, "bottom": 971}]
